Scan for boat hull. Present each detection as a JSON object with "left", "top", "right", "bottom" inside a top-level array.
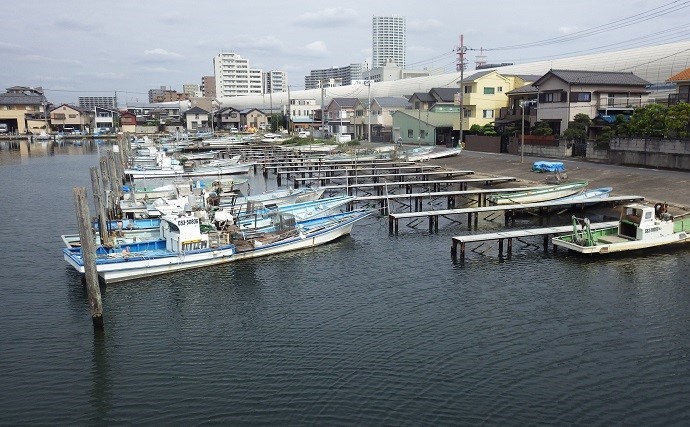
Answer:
[
  {"left": 488, "top": 181, "right": 588, "bottom": 205},
  {"left": 553, "top": 230, "right": 690, "bottom": 253},
  {"left": 63, "top": 243, "right": 237, "bottom": 283}
]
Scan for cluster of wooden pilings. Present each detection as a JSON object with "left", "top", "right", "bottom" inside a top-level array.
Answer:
[{"left": 72, "top": 134, "right": 132, "bottom": 332}]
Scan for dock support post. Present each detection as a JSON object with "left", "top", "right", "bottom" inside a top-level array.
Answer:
[
  {"left": 543, "top": 235, "right": 549, "bottom": 251},
  {"left": 498, "top": 238, "right": 504, "bottom": 256},
  {"left": 507, "top": 238, "right": 513, "bottom": 259},
  {"left": 277, "top": 172, "right": 282, "bottom": 187},
  {"left": 293, "top": 178, "right": 299, "bottom": 189},
  {"left": 73, "top": 187, "right": 104, "bottom": 332},
  {"left": 90, "top": 167, "right": 109, "bottom": 246},
  {"left": 262, "top": 166, "right": 268, "bottom": 178},
  {"left": 451, "top": 240, "right": 457, "bottom": 258}
]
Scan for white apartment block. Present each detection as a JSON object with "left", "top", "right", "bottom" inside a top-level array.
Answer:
[
  {"left": 214, "top": 52, "right": 264, "bottom": 98},
  {"left": 372, "top": 16, "right": 406, "bottom": 69},
  {"left": 289, "top": 99, "right": 319, "bottom": 120},
  {"left": 264, "top": 70, "right": 288, "bottom": 93},
  {"left": 182, "top": 84, "right": 202, "bottom": 97}
]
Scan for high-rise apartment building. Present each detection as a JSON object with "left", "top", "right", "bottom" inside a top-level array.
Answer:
[
  {"left": 264, "top": 70, "right": 288, "bottom": 93},
  {"left": 372, "top": 16, "right": 406, "bottom": 69},
  {"left": 304, "top": 64, "right": 364, "bottom": 89},
  {"left": 213, "top": 52, "right": 263, "bottom": 98},
  {"left": 201, "top": 76, "right": 216, "bottom": 98}
]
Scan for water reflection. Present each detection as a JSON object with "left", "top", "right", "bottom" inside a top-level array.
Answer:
[{"left": 0, "top": 138, "right": 115, "bottom": 165}]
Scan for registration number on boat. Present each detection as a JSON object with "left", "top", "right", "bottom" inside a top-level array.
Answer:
[{"left": 177, "top": 218, "right": 199, "bottom": 226}]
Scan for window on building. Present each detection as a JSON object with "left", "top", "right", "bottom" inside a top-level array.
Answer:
[
  {"left": 497, "top": 86, "right": 503, "bottom": 92},
  {"left": 483, "top": 87, "right": 495, "bottom": 95},
  {"left": 420, "top": 130, "right": 427, "bottom": 138},
  {"left": 570, "top": 92, "right": 592, "bottom": 102},
  {"left": 408, "top": 129, "right": 413, "bottom": 138},
  {"left": 482, "top": 109, "right": 494, "bottom": 118},
  {"left": 463, "top": 109, "right": 471, "bottom": 118},
  {"left": 464, "top": 85, "right": 472, "bottom": 94}
]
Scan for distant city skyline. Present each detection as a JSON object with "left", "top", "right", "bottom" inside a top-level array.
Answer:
[{"left": 1, "top": 1, "right": 688, "bottom": 105}]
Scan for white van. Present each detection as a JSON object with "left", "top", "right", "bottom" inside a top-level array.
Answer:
[{"left": 297, "top": 130, "right": 310, "bottom": 138}]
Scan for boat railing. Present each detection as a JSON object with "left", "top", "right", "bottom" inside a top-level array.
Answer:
[{"left": 571, "top": 215, "right": 595, "bottom": 246}]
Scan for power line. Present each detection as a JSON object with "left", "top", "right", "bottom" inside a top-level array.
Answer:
[{"left": 481, "top": 0, "right": 690, "bottom": 51}]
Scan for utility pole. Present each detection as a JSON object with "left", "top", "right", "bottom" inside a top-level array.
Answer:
[
  {"left": 320, "top": 79, "right": 326, "bottom": 138},
  {"left": 287, "top": 85, "right": 292, "bottom": 134},
  {"left": 456, "top": 34, "right": 467, "bottom": 148}
]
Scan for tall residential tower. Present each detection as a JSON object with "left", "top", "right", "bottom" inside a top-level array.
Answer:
[
  {"left": 372, "top": 16, "right": 406, "bottom": 69},
  {"left": 213, "top": 52, "right": 263, "bottom": 98}
]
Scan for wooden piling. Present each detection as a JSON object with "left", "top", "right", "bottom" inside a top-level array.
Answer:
[
  {"left": 73, "top": 187, "right": 104, "bottom": 331},
  {"left": 90, "top": 167, "right": 109, "bottom": 246}
]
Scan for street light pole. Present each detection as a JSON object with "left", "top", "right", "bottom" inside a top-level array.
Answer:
[
  {"left": 366, "top": 80, "right": 371, "bottom": 143},
  {"left": 520, "top": 100, "right": 525, "bottom": 163}
]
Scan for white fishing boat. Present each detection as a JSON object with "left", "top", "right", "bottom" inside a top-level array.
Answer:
[
  {"left": 63, "top": 212, "right": 236, "bottom": 283},
  {"left": 225, "top": 209, "right": 372, "bottom": 262},
  {"left": 217, "top": 187, "right": 325, "bottom": 213},
  {"left": 552, "top": 187, "right": 612, "bottom": 202},
  {"left": 224, "top": 195, "right": 354, "bottom": 231},
  {"left": 125, "top": 161, "right": 252, "bottom": 179},
  {"left": 552, "top": 203, "right": 690, "bottom": 254},
  {"left": 487, "top": 181, "right": 589, "bottom": 205},
  {"left": 202, "top": 136, "right": 246, "bottom": 147},
  {"left": 398, "top": 146, "right": 463, "bottom": 161},
  {"left": 261, "top": 133, "right": 289, "bottom": 143},
  {"left": 63, "top": 209, "right": 371, "bottom": 283}
]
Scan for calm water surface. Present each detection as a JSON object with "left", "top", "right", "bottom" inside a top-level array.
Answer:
[{"left": 1, "top": 139, "right": 689, "bottom": 425}]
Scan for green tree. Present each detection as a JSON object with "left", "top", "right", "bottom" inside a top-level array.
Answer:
[
  {"left": 481, "top": 123, "right": 497, "bottom": 136},
  {"left": 532, "top": 121, "right": 553, "bottom": 136},
  {"left": 664, "top": 102, "right": 690, "bottom": 138},
  {"left": 628, "top": 104, "right": 667, "bottom": 137},
  {"left": 468, "top": 124, "right": 482, "bottom": 135},
  {"left": 563, "top": 113, "right": 591, "bottom": 142}
]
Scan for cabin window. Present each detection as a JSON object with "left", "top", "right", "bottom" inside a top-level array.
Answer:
[{"left": 645, "top": 211, "right": 652, "bottom": 220}]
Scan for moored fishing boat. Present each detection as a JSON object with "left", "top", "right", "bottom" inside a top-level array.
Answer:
[
  {"left": 552, "top": 187, "right": 612, "bottom": 202},
  {"left": 487, "top": 180, "right": 589, "bottom": 205},
  {"left": 552, "top": 203, "right": 690, "bottom": 254},
  {"left": 63, "top": 212, "right": 236, "bottom": 283}
]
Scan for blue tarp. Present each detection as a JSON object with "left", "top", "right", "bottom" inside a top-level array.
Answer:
[{"left": 532, "top": 161, "right": 565, "bottom": 173}]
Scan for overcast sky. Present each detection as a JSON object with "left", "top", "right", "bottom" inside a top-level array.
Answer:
[{"left": 1, "top": 0, "right": 688, "bottom": 105}]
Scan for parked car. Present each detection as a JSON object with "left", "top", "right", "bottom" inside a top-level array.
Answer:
[
  {"left": 0, "top": 123, "right": 8, "bottom": 133},
  {"left": 297, "top": 131, "right": 310, "bottom": 138}
]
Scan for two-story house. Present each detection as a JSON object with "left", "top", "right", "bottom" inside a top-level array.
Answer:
[
  {"left": 240, "top": 108, "right": 268, "bottom": 132},
  {"left": 363, "top": 96, "right": 411, "bottom": 142},
  {"left": 216, "top": 106, "right": 242, "bottom": 131},
  {"left": 532, "top": 69, "right": 651, "bottom": 134},
  {"left": 49, "top": 104, "right": 89, "bottom": 133},
  {"left": 184, "top": 106, "right": 209, "bottom": 131},
  {"left": 667, "top": 67, "right": 690, "bottom": 105},
  {"left": 325, "top": 98, "right": 360, "bottom": 140},
  {"left": 392, "top": 87, "right": 461, "bottom": 145},
  {"left": 288, "top": 99, "right": 320, "bottom": 134},
  {"left": 94, "top": 106, "right": 119, "bottom": 133},
  {"left": 0, "top": 86, "right": 49, "bottom": 134}
]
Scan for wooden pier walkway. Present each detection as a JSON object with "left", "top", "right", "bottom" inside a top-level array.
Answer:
[
  {"left": 388, "top": 195, "right": 644, "bottom": 233},
  {"left": 450, "top": 221, "right": 619, "bottom": 260},
  {"left": 291, "top": 169, "right": 476, "bottom": 188},
  {"left": 316, "top": 177, "right": 517, "bottom": 197}
]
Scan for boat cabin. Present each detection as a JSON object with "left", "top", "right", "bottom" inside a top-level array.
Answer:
[
  {"left": 160, "top": 213, "right": 210, "bottom": 252},
  {"left": 619, "top": 203, "right": 673, "bottom": 241}
]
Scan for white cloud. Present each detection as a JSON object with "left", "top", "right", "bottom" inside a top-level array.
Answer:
[
  {"left": 143, "top": 48, "right": 184, "bottom": 59},
  {"left": 408, "top": 18, "right": 443, "bottom": 32},
  {"left": 302, "top": 41, "right": 329, "bottom": 57},
  {"left": 558, "top": 26, "right": 581, "bottom": 34},
  {"left": 0, "top": 41, "right": 23, "bottom": 53},
  {"left": 295, "top": 7, "right": 359, "bottom": 26}
]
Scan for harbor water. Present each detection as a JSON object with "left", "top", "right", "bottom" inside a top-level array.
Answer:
[{"left": 1, "top": 139, "right": 689, "bottom": 425}]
